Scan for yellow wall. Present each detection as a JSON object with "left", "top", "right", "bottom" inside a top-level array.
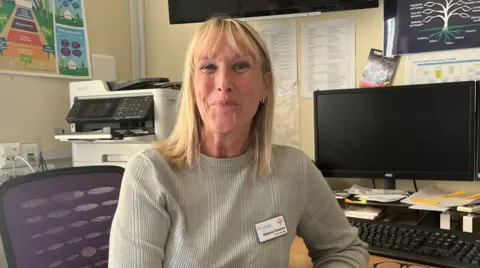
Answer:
[
  {"left": 0, "top": 0, "right": 132, "bottom": 152},
  {"left": 146, "top": 0, "right": 480, "bottom": 191}
]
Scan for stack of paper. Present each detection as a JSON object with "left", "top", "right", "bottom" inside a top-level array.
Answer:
[
  {"left": 347, "top": 185, "right": 409, "bottom": 203},
  {"left": 401, "top": 186, "right": 480, "bottom": 212},
  {"left": 343, "top": 206, "right": 384, "bottom": 220}
]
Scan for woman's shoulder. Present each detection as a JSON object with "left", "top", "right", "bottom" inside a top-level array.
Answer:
[
  {"left": 124, "top": 147, "right": 179, "bottom": 189},
  {"left": 272, "top": 144, "right": 308, "bottom": 160},
  {"left": 271, "top": 144, "right": 311, "bottom": 167},
  {"left": 127, "top": 146, "right": 174, "bottom": 171}
]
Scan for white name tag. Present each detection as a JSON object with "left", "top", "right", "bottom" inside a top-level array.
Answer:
[{"left": 255, "top": 215, "right": 288, "bottom": 243}]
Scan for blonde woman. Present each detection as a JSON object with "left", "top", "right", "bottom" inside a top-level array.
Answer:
[{"left": 109, "top": 16, "right": 369, "bottom": 268}]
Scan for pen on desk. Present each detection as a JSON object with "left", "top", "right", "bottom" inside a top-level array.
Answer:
[
  {"left": 460, "top": 193, "right": 480, "bottom": 200},
  {"left": 411, "top": 196, "right": 440, "bottom": 205},
  {"left": 440, "top": 191, "right": 465, "bottom": 198}
]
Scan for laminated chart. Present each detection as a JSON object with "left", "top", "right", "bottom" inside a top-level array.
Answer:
[{"left": 0, "top": 0, "right": 91, "bottom": 78}]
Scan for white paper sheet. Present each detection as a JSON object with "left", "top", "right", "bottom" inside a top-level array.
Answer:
[
  {"left": 301, "top": 17, "right": 356, "bottom": 99},
  {"left": 251, "top": 20, "right": 298, "bottom": 97},
  {"left": 405, "top": 48, "right": 480, "bottom": 85},
  {"left": 250, "top": 20, "right": 301, "bottom": 149}
]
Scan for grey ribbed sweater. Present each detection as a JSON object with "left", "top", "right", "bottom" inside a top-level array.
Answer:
[{"left": 108, "top": 145, "right": 369, "bottom": 267}]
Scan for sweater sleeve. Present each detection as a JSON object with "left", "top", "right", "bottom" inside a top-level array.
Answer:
[
  {"left": 109, "top": 153, "right": 171, "bottom": 268},
  {"left": 297, "top": 156, "right": 370, "bottom": 268}
]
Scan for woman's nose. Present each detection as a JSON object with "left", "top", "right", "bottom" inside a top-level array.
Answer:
[{"left": 216, "top": 68, "right": 233, "bottom": 93}]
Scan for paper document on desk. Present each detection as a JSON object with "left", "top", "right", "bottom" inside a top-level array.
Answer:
[
  {"left": 355, "top": 194, "right": 407, "bottom": 203},
  {"left": 346, "top": 185, "right": 408, "bottom": 202},
  {"left": 402, "top": 186, "right": 480, "bottom": 208},
  {"left": 347, "top": 184, "right": 409, "bottom": 196},
  {"left": 408, "top": 204, "right": 449, "bottom": 212},
  {"left": 343, "top": 205, "right": 384, "bottom": 220}
]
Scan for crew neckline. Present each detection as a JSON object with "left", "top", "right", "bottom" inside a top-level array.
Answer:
[{"left": 199, "top": 147, "right": 254, "bottom": 167}]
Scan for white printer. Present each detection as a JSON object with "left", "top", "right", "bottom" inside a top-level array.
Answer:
[{"left": 55, "top": 78, "right": 180, "bottom": 167}]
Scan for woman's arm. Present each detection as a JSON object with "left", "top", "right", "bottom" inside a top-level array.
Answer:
[
  {"left": 109, "top": 153, "right": 171, "bottom": 268},
  {"left": 297, "top": 157, "right": 369, "bottom": 268}
]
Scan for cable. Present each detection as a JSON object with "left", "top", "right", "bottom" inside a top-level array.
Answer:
[
  {"left": 14, "top": 156, "right": 35, "bottom": 173},
  {"left": 413, "top": 179, "right": 418, "bottom": 192},
  {"left": 12, "top": 158, "right": 16, "bottom": 178},
  {"left": 39, "top": 151, "right": 48, "bottom": 171},
  {"left": 372, "top": 178, "right": 376, "bottom": 189}
]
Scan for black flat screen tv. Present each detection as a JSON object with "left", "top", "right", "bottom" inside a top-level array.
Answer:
[{"left": 168, "top": 0, "right": 379, "bottom": 24}]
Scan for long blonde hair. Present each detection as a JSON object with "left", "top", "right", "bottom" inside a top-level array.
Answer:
[{"left": 156, "top": 16, "right": 275, "bottom": 176}]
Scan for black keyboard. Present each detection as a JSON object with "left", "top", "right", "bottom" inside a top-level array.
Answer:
[{"left": 349, "top": 218, "right": 480, "bottom": 268}]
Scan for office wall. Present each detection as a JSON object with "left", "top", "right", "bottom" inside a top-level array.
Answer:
[
  {"left": 145, "top": 0, "right": 480, "bottom": 192},
  {"left": 0, "top": 0, "right": 132, "bottom": 155}
]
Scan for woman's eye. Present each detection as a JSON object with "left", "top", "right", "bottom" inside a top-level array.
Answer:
[
  {"left": 201, "top": 64, "right": 217, "bottom": 71},
  {"left": 233, "top": 62, "right": 250, "bottom": 71}
]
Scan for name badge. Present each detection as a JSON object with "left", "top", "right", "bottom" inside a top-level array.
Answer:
[{"left": 255, "top": 215, "right": 288, "bottom": 243}]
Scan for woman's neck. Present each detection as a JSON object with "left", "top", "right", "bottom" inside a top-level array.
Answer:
[{"left": 200, "top": 127, "right": 251, "bottom": 158}]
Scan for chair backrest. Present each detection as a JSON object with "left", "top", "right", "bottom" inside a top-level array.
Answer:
[{"left": 0, "top": 166, "right": 124, "bottom": 268}]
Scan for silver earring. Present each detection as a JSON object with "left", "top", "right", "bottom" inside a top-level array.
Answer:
[{"left": 260, "top": 98, "right": 265, "bottom": 104}]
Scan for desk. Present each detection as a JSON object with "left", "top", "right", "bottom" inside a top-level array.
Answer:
[{"left": 289, "top": 237, "right": 437, "bottom": 268}]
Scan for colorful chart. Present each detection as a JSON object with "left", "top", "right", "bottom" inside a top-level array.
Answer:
[{"left": 0, "top": 0, "right": 90, "bottom": 78}]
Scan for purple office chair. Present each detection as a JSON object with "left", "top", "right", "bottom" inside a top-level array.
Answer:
[{"left": 0, "top": 166, "right": 124, "bottom": 268}]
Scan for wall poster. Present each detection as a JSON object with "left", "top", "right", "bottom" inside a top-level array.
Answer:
[
  {"left": 0, "top": 0, "right": 91, "bottom": 79},
  {"left": 384, "top": 0, "right": 480, "bottom": 55}
]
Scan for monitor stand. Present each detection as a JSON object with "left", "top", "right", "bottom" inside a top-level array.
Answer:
[{"left": 384, "top": 178, "right": 396, "bottom": 190}]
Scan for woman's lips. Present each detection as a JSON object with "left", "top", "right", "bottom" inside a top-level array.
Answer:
[{"left": 212, "top": 100, "right": 238, "bottom": 107}]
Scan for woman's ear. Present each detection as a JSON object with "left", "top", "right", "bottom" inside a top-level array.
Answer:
[{"left": 263, "top": 71, "right": 273, "bottom": 95}]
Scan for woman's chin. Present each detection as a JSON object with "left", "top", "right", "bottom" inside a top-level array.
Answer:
[{"left": 211, "top": 124, "right": 237, "bottom": 134}]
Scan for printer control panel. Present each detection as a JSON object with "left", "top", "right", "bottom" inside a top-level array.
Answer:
[
  {"left": 113, "top": 96, "right": 153, "bottom": 120},
  {"left": 67, "top": 96, "right": 154, "bottom": 123}
]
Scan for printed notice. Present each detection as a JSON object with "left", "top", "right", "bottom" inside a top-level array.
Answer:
[
  {"left": 251, "top": 20, "right": 298, "bottom": 97},
  {"left": 405, "top": 48, "right": 480, "bottom": 85},
  {"left": 301, "top": 17, "right": 356, "bottom": 98},
  {"left": 251, "top": 19, "right": 301, "bottom": 149}
]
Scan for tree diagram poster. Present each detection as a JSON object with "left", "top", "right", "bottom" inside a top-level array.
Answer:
[
  {"left": 0, "top": 0, "right": 91, "bottom": 79},
  {"left": 386, "top": 0, "right": 480, "bottom": 55}
]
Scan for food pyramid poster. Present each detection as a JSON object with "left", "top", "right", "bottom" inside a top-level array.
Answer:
[{"left": 0, "top": 0, "right": 91, "bottom": 79}]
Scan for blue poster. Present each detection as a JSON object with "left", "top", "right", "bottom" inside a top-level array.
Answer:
[
  {"left": 55, "top": 25, "right": 89, "bottom": 76},
  {"left": 384, "top": 0, "right": 480, "bottom": 55}
]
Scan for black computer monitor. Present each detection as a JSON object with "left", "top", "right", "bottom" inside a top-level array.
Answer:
[
  {"left": 477, "top": 81, "right": 480, "bottom": 181},
  {"left": 314, "top": 81, "right": 477, "bottom": 189}
]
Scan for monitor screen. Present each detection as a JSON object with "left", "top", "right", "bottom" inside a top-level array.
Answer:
[
  {"left": 168, "top": 0, "right": 379, "bottom": 24},
  {"left": 314, "top": 81, "right": 476, "bottom": 181}
]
